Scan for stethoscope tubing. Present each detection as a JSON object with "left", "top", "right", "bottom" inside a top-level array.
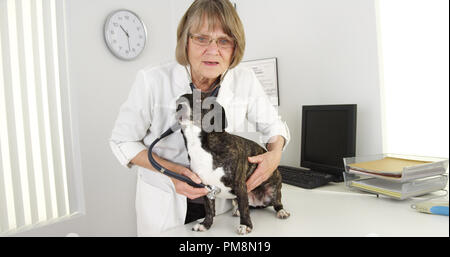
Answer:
[{"left": 147, "top": 124, "right": 207, "bottom": 189}]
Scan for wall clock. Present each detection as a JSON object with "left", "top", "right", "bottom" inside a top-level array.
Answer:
[{"left": 104, "top": 9, "right": 147, "bottom": 60}]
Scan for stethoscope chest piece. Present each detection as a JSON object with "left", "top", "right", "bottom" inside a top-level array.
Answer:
[{"left": 206, "top": 185, "right": 221, "bottom": 200}]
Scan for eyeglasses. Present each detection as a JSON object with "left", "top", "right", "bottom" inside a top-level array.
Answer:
[{"left": 189, "top": 33, "right": 235, "bottom": 49}]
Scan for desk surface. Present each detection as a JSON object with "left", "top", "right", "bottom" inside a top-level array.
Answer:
[{"left": 159, "top": 183, "right": 449, "bottom": 237}]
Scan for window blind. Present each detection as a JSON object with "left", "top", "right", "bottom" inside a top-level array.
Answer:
[{"left": 0, "top": 0, "right": 71, "bottom": 234}]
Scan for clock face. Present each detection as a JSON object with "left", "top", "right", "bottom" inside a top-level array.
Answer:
[{"left": 104, "top": 10, "right": 147, "bottom": 60}]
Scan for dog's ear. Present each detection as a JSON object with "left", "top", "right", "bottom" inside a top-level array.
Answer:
[
  {"left": 176, "top": 94, "right": 193, "bottom": 111},
  {"left": 221, "top": 106, "right": 228, "bottom": 130},
  {"left": 176, "top": 94, "right": 193, "bottom": 123}
]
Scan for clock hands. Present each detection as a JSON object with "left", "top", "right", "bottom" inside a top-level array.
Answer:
[
  {"left": 119, "top": 25, "right": 129, "bottom": 37},
  {"left": 120, "top": 25, "right": 131, "bottom": 51}
]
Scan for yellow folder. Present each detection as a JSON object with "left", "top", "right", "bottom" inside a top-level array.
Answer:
[{"left": 348, "top": 157, "right": 431, "bottom": 174}]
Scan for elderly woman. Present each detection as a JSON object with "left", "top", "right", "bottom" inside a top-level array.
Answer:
[{"left": 110, "top": 0, "right": 290, "bottom": 236}]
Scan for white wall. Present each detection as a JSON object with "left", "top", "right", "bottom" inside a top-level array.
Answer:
[{"left": 15, "top": 0, "right": 382, "bottom": 236}]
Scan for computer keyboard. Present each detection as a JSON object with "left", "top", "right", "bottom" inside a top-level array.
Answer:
[{"left": 278, "top": 165, "right": 335, "bottom": 189}]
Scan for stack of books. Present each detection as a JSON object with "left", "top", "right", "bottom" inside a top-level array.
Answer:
[{"left": 343, "top": 154, "right": 449, "bottom": 200}]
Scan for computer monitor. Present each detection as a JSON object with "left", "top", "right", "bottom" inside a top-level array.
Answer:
[{"left": 300, "top": 104, "right": 357, "bottom": 181}]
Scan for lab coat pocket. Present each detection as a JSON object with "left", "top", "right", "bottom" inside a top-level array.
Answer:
[{"left": 136, "top": 176, "right": 172, "bottom": 236}]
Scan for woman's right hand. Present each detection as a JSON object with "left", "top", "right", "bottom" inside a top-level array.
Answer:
[
  {"left": 171, "top": 166, "right": 208, "bottom": 200},
  {"left": 131, "top": 150, "right": 208, "bottom": 199}
]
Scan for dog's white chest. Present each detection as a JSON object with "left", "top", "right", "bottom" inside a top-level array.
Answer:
[{"left": 183, "top": 125, "right": 235, "bottom": 199}]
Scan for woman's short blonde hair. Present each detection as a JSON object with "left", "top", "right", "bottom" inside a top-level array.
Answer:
[{"left": 176, "top": 0, "right": 245, "bottom": 69}]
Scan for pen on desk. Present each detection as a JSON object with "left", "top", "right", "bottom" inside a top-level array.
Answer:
[{"left": 411, "top": 201, "right": 449, "bottom": 216}]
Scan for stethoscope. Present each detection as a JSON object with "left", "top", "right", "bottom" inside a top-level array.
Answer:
[{"left": 146, "top": 67, "right": 227, "bottom": 200}]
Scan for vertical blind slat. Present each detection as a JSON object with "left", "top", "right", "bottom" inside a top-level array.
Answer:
[
  {"left": 13, "top": 0, "right": 39, "bottom": 226},
  {"left": 50, "top": 0, "right": 69, "bottom": 217},
  {"left": 52, "top": 0, "right": 69, "bottom": 217},
  {"left": 0, "top": 16, "right": 7, "bottom": 232},
  {"left": 16, "top": 0, "right": 39, "bottom": 226},
  {"left": 41, "top": 0, "right": 61, "bottom": 218},
  {"left": 42, "top": 0, "right": 67, "bottom": 217},
  {"left": 0, "top": 11, "right": 16, "bottom": 231},
  {"left": 31, "top": 0, "right": 54, "bottom": 221},
  {"left": 22, "top": 0, "right": 48, "bottom": 223},
  {"left": 0, "top": 145, "right": 9, "bottom": 232},
  {"left": 6, "top": 0, "right": 28, "bottom": 229},
  {"left": 54, "top": 0, "right": 72, "bottom": 214},
  {"left": 35, "top": 0, "right": 59, "bottom": 220}
]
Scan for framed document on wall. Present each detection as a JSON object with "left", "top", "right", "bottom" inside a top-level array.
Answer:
[{"left": 239, "top": 57, "right": 280, "bottom": 106}]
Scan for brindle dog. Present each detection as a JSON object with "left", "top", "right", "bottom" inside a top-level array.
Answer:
[{"left": 176, "top": 91, "right": 290, "bottom": 235}]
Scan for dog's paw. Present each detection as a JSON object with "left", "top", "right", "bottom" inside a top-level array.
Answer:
[
  {"left": 192, "top": 223, "right": 208, "bottom": 232},
  {"left": 276, "top": 209, "right": 290, "bottom": 219},
  {"left": 237, "top": 225, "right": 252, "bottom": 235},
  {"left": 232, "top": 208, "right": 240, "bottom": 217}
]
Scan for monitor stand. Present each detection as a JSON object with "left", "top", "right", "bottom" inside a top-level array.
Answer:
[
  {"left": 331, "top": 174, "right": 344, "bottom": 183},
  {"left": 313, "top": 170, "right": 344, "bottom": 183}
]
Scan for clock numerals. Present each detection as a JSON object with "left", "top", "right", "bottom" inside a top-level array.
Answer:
[{"left": 105, "top": 10, "right": 146, "bottom": 60}]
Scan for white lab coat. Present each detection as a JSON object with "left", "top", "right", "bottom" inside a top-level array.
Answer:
[{"left": 110, "top": 61, "right": 290, "bottom": 236}]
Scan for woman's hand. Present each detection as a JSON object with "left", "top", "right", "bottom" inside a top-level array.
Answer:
[
  {"left": 132, "top": 150, "right": 208, "bottom": 199},
  {"left": 246, "top": 150, "right": 282, "bottom": 192},
  {"left": 171, "top": 166, "right": 209, "bottom": 199},
  {"left": 246, "top": 136, "right": 284, "bottom": 192}
]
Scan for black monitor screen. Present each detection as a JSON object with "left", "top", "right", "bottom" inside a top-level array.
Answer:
[{"left": 301, "top": 105, "right": 357, "bottom": 179}]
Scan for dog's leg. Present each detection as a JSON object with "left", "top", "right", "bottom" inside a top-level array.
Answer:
[
  {"left": 192, "top": 196, "right": 215, "bottom": 232},
  {"left": 235, "top": 184, "right": 253, "bottom": 235},
  {"left": 232, "top": 158, "right": 253, "bottom": 235},
  {"left": 231, "top": 199, "right": 240, "bottom": 217},
  {"left": 272, "top": 174, "right": 290, "bottom": 219},
  {"left": 273, "top": 189, "right": 290, "bottom": 219}
]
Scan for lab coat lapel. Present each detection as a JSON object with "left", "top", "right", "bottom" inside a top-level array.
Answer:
[
  {"left": 173, "top": 63, "right": 193, "bottom": 95},
  {"left": 216, "top": 70, "right": 234, "bottom": 111}
]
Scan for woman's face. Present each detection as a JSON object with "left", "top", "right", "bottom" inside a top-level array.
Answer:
[{"left": 187, "top": 19, "right": 234, "bottom": 81}]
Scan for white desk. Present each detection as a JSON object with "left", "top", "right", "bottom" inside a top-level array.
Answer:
[{"left": 159, "top": 183, "right": 449, "bottom": 237}]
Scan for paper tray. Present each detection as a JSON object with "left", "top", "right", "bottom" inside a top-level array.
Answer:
[
  {"left": 343, "top": 153, "right": 449, "bottom": 183},
  {"left": 347, "top": 175, "right": 448, "bottom": 200}
]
